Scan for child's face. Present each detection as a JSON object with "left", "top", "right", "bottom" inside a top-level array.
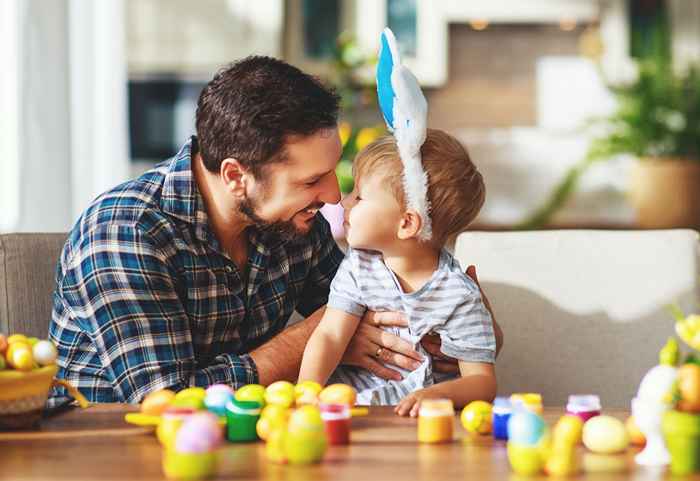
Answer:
[{"left": 341, "top": 170, "right": 403, "bottom": 250}]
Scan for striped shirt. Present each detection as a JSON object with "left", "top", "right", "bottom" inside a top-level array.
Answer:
[
  {"left": 49, "top": 137, "right": 344, "bottom": 405},
  {"left": 328, "top": 248, "right": 495, "bottom": 405}
]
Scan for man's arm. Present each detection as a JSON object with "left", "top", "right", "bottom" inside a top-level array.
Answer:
[{"left": 56, "top": 224, "right": 258, "bottom": 402}]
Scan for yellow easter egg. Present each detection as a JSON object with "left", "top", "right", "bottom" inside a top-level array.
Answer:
[
  {"left": 553, "top": 415, "right": 584, "bottom": 445},
  {"left": 265, "top": 381, "right": 295, "bottom": 408},
  {"left": 6, "top": 342, "right": 33, "bottom": 371},
  {"left": 257, "top": 405, "right": 290, "bottom": 440},
  {"left": 288, "top": 405, "right": 324, "bottom": 435},
  {"left": 175, "top": 387, "right": 206, "bottom": 401},
  {"left": 295, "top": 381, "right": 322, "bottom": 405},
  {"left": 625, "top": 416, "right": 645, "bottom": 446},
  {"left": 582, "top": 415, "right": 629, "bottom": 454},
  {"left": 7, "top": 334, "right": 29, "bottom": 345},
  {"left": 319, "top": 384, "right": 356, "bottom": 406},
  {"left": 235, "top": 384, "right": 267, "bottom": 406},
  {"left": 141, "top": 389, "right": 176, "bottom": 416},
  {"left": 461, "top": 401, "right": 493, "bottom": 434}
]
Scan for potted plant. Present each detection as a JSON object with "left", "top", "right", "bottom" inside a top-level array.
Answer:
[{"left": 520, "top": 22, "right": 700, "bottom": 230}]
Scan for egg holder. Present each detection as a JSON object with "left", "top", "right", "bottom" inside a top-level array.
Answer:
[{"left": 0, "top": 364, "right": 89, "bottom": 430}]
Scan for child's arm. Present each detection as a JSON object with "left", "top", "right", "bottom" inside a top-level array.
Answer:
[
  {"left": 394, "top": 361, "right": 496, "bottom": 417},
  {"left": 298, "top": 307, "right": 363, "bottom": 385}
]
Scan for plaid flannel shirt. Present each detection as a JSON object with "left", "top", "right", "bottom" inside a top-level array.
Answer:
[{"left": 49, "top": 138, "right": 344, "bottom": 404}]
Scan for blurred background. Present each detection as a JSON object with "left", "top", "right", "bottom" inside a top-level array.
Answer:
[{"left": 2, "top": 0, "right": 700, "bottom": 234}]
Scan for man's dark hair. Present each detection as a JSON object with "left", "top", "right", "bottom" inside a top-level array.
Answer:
[{"left": 195, "top": 56, "right": 340, "bottom": 176}]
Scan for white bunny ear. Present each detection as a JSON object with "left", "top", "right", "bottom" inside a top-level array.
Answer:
[{"left": 376, "top": 28, "right": 432, "bottom": 241}]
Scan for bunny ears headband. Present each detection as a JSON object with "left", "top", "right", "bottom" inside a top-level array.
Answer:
[{"left": 376, "top": 28, "right": 431, "bottom": 241}]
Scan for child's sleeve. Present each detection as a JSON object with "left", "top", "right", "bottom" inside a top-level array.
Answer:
[
  {"left": 431, "top": 278, "right": 496, "bottom": 364},
  {"left": 327, "top": 248, "right": 367, "bottom": 318}
]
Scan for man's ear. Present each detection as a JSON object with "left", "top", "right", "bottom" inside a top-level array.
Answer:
[
  {"left": 220, "top": 158, "right": 249, "bottom": 198},
  {"left": 397, "top": 209, "right": 423, "bottom": 240}
]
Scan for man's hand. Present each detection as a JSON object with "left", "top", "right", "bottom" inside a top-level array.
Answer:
[
  {"left": 341, "top": 311, "right": 424, "bottom": 381},
  {"left": 466, "top": 265, "right": 503, "bottom": 357}
]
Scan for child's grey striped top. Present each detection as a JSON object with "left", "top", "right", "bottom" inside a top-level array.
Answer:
[{"left": 327, "top": 247, "right": 496, "bottom": 405}]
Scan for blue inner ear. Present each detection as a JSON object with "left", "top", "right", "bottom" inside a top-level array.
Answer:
[{"left": 376, "top": 33, "right": 395, "bottom": 129}]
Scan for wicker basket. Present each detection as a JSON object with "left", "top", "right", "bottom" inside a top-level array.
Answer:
[{"left": 0, "top": 365, "right": 88, "bottom": 430}]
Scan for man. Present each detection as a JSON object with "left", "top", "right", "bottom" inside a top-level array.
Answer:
[{"left": 49, "top": 56, "right": 502, "bottom": 404}]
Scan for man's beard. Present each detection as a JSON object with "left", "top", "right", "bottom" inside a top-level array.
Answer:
[{"left": 239, "top": 194, "right": 320, "bottom": 242}]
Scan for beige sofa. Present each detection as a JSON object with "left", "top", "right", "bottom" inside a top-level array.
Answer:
[{"left": 1, "top": 230, "right": 698, "bottom": 408}]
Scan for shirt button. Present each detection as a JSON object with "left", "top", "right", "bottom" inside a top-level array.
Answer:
[{"left": 225, "top": 266, "right": 233, "bottom": 273}]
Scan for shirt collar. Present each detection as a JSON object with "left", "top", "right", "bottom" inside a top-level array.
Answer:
[{"left": 160, "top": 137, "right": 288, "bottom": 255}]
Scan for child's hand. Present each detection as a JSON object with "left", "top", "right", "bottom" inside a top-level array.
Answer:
[{"left": 394, "top": 390, "right": 432, "bottom": 417}]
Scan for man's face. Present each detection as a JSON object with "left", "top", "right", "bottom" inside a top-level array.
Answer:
[{"left": 241, "top": 128, "right": 342, "bottom": 240}]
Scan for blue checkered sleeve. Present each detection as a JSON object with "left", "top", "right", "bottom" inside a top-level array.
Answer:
[{"left": 56, "top": 223, "right": 258, "bottom": 403}]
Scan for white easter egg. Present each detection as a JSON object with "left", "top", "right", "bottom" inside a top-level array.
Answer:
[
  {"left": 32, "top": 340, "right": 57, "bottom": 366},
  {"left": 582, "top": 415, "right": 629, "bottom": 454}
]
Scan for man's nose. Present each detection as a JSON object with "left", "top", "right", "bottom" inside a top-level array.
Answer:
[{"left": 319, "top": 171, "right": 342, "bottom": 205}]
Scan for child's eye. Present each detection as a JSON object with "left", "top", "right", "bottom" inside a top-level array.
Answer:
[{"left": 305, "top": 179, "right": 320, "bottom": 187}]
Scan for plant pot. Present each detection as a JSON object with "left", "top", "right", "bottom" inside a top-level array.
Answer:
[
  {"left": 662, "top": 409, "right": 700, "bottom": 475},
  {"left": 629, "top": 158, "right": 700, "bottom": 229}
]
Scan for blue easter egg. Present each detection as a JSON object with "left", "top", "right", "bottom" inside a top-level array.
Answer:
[
  {"left": 204, "top": 385, "right": 234, "bottom": 417},
  {"left": 507, "top": 410, "right": 545, "bottom": 445}
]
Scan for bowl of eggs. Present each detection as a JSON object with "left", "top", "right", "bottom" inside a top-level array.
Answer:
[{"left": 0, "top": 333, "right": 88, "bottom": 430}]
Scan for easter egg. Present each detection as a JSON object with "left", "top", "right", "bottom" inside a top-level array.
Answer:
[
  {"left": 319, "top": 384, "right": 356, "bottom": 406},
  {"left": 204, "top": 384, "right": 234, "bottom": 416},
  {"left": 0, "top": 334, "right": 8, "bottom": 354},
  {"left": 257, "top": 405, "right": 291, "bottom": 440},
  {"left": 507, "top": 410, "right": 545, "bottom": 446},
  {"left": 266, "top": 428, "right": 288, "bottom": 463},
  {"left": 678, "top": 364, "right": 700, "bottom": 412},
  {"left": 141, "top": 389, "right": 176, "bottom": 416},
  {"left": 582, "top": 415, "right": 629, "bottom": 454},
  {"left": 175, "top": 412, "right": 223, "bottom": 453},
  {"left": 157, "top": 407, "right": 197, "bottom": 449},
  {"left": 265, "top": 381, "right": 295, "bottom": 408},
  {"left": 507, "top": 443, "right": 545, "bottom": 475},
  {"left": 176, "top": 387, "right": 206, "bottom": 401},
  {"left": 553, "top": 415, "right": 584, "bottom": 445},
  {"left": 295, "top": 381, "right": 322, "bottom": 405},
  {"left": 32, "top": 340, "right": 57, "bottom": 366},
  {"left": 461, "top": 400, "right": 493, "bottom": 434},
  {"left": 287, "top": 405, "right": 324, "bottom": 435},
  {"left": 6, "top": 342, "right": 33, "bottom": 371},
  {"left": 625, "top": 416, "right": 645, "bottom": 445},
  {"left": 235, "top": 384, "right": 267, "bottom": 406},
  {"left": 7, "top": 334, "right": 28, "bottom": 345}
]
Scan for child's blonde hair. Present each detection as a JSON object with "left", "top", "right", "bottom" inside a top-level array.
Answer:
[{"left": 353, "top": 128, "right": 485, "bottom": 247}]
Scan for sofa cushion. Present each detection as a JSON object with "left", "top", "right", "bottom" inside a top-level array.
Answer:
[{"left": 454, "top": 229, "right": 700, "bottom": 408}]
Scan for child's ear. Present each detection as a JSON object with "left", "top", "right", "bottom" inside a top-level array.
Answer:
[{"left": 397, "top": 209, "right": 423, "bottom": 240}]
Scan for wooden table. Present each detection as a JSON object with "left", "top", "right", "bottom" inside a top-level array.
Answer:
[{"left": 0, "top": 405, "right": 691, "bottom": 480}]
